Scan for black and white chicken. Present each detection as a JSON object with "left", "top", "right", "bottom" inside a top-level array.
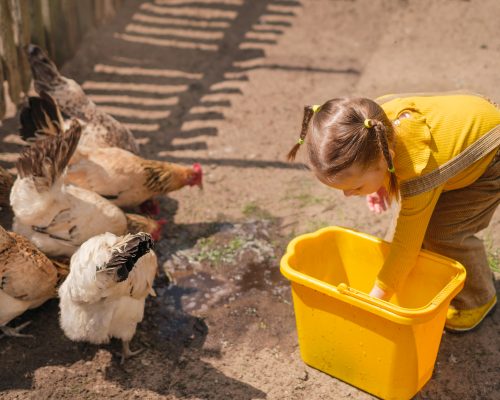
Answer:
[{"left": 58, "top": 232, "right": 157, "bottom": 363}]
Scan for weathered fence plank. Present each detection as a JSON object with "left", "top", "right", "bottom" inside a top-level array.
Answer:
[
  {"left": 0, "top": 0, "right": 125, "bottom": 119},
  {"left": 49, "top": 0, "right": 71, "bottom": 65},
  {"left": 28, "top": 0, "right": 47, "bottom": 50},
  {"left": 0, "top": 60, "right": 6, "bottom": 118},
  {"left": 1, "top": 0, "right": 23, "bottom": 108},
  {"left": 76, "top": 1, "right": 94, "bottom": 36},
  {"left": 62, "top": 0, "right": 80, "bottom": 55},
  {"left": 12, "top": 0, "right": 32, "bottom": 94}
]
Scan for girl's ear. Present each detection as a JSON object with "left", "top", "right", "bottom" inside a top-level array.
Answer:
[{"left": 389, "top": 148, "right": 395, "bottom": 160}]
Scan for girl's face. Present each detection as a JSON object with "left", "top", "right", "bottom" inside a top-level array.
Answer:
[{"left": 319, "top": 155, "right": 389, "bottom": 196}]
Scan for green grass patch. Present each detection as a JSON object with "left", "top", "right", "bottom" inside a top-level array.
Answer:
[
  {"left": 283, "top": 192, "right": 326, "bottom": 208},
  {"left": 195, "top": 236, "right": 245, "bottom": 265},
  {"left": 487, "top": 247, "right": 499, "bottom": 273},
  {"left": 485, "top": 234, "right": 499, "bottom": 273},
  {"left": 242, "top": 202, "right": 274, "bottom": 220}
]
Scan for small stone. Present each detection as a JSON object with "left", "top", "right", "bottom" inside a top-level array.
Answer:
[{"left": 298, "top": 370, "right": 309, "bottom": 381}]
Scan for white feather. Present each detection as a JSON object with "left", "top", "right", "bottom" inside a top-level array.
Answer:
[
  {"left": 58, "top": 233, "right": 157, "bottom": 345},
  {"left": 10, "top": 173, "right": 127, "bottom": 257}
]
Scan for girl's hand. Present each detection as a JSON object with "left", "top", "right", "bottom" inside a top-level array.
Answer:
[
  {"left": 369, "top": 283, "right": 392, "bottom": 301},
  {"left": 366, "top": 187, "right": 389, "bottom": 214}
]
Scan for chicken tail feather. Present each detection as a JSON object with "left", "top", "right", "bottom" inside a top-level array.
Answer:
[
  {"left": 100, "top": 233, "right": 154, "bottom": 283},
  {"left": 19, "top": 92, "right": 65, "bottom": 142},
  {"left": 16, "top": 120, "right": 82, "bottom": 191}
]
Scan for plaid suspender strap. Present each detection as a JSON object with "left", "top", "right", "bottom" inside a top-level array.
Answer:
[
  {"left": 399, "top": 124, "right": 500, "bottom": 198},
  {"left": 377, "top": 90, "right": 498, "bottom": 108},
  {"left": 376, "top": 91, "right": 499, "bottom": 198}
]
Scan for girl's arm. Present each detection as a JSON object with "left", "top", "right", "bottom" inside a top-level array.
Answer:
[
  {"left": 369, "top": 284, "right": 392, "bottom": 301},
  {"left": 372, "top": 186, "right": 443, "bottom": 297}
]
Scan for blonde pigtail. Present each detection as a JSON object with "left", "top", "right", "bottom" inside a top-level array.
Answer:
[
  {"left": 287, "top": 106, "right": 315, "bottom": 162},
  {"left": 372, "top": 120, "right": 399, "bottom": 200}
]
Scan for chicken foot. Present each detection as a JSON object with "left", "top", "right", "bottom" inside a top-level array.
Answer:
[
  {"left": 120, "top": 340, "right": 143, "bottom": 364},
  {"left": 0, "top": 321, "right": 34, "bottom": 339}
]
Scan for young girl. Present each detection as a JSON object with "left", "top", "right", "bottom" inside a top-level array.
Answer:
[{"left": 287, "top": 92, "right": 500, "bottom": 332}]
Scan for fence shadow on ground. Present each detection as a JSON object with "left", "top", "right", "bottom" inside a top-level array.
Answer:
[
  {"left": 0, "top": 1, "right": 361, "bottom": 398},
  {"left": 0, "top": 212, "right": 267, "bottom": 399},
  {"left": 0, "top": 0, "right": 358, "bottom": 173}
]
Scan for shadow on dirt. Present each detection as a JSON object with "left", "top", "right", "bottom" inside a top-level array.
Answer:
[
  {"left": 0, "top": 299, "right": 97, "bottom": 391},
  {"left": 0, "top": 289, "right": 265, "bottom": 399},
  {"left": 415, "top": 278, "right": 500, "bottom": 399},
  {"left": 101, "top": 276, "right": 266, "bottom": 399},
  {"left": 0, "top": 195, "right": 276, "bottom": 399}
]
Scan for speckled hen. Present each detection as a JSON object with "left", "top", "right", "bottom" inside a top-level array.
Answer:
[
  {"left": 20, "top": 92, "right": 203, "bottom": 216},
  {"left": 26, "top": 44, "right": 139, "bottom": 154}
]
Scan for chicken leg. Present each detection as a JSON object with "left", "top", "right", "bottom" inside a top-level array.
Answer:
[
  {"left": 120, "top": 340, "right": 143, "bottom": 364},
  {"left": 0, "top": 321, "right": 34, "bottom": 338}
]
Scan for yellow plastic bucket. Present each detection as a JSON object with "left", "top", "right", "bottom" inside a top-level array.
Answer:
[{"left": 280, "top": 226, "right": 466, "bottom": 400}]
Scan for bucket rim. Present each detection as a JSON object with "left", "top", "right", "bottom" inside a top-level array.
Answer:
[{"left": 280, "top": 226, "right": 466, "bottom": 324}]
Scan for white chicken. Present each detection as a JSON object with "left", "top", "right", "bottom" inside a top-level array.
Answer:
[
  {"left": 0, "top": 224, "right": 68, "bottom": 338},
  {"left": 58, "top": 232, "right": 157, "bottom": 363},
  {"left": 26, "top": 44, "right": 139, "bottom": 154},
  {"left": 10, "top": 121, "right": 163, "bottom": 257}
]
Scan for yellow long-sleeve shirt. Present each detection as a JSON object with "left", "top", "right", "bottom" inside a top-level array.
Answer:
[{"left": 375, "top": 93, "right": 500, "bottom": 292}]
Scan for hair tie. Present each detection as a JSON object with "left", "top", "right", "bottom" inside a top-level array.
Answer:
[
  {"left": 297, "top": 138, "right": 304, "bottom": 145},
  {"left": 312, "top": 105, "right": 321, "bottom": 113},
  {"left": 364, "top": 119, "right": 373, "bottom": 128},
  {"left": 388, "top": 166, "right": 396, "bottom": 173}
]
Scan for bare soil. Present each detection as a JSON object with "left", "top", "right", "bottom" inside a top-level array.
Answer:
[{"left": 1, "top": 0, "right": 499, "bottom": 399}]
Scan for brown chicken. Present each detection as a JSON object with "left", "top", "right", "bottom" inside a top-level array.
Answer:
[
  {"left": 67, "top": 148, "right": 203, "bottom": 215},
  {"left": 12, "top": 118, "right": 164, "bottom": 258},
  {"left": 0, "top": 225, "right": 68, "bottom": 338},
  {"left": 19, "top": 92, "right": 203, "bottom": 216},
  {"left": 26, "top": 44, "right": 139, "bottom": 154}
]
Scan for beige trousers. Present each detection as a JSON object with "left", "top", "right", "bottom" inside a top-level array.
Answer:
[{"left": 388, "top": 150, "right": 499, "bottom": 310}]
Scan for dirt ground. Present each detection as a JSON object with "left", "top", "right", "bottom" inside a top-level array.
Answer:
[{"left": 1, "top": 0, "right": 499, "bottom": 399}]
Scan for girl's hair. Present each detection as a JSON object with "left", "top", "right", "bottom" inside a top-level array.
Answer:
[{"left": 287, "top": 98, "right": 399, "bottom": 199}]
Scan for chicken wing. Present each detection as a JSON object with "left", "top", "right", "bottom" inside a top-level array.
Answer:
[{"left": 58, "top": 232, "right": 157, "bottom": 363}]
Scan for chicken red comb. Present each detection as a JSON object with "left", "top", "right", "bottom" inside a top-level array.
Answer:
[
  {"left": 190, "top": 163, "right": 203, "bottom": 189},
  {"left": 192, "top": 163, "right": 202, "bottom": 173}
]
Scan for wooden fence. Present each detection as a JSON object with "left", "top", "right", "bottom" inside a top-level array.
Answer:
[{"left": 0, "top": 0, "right": 124, "bottom": 119}]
